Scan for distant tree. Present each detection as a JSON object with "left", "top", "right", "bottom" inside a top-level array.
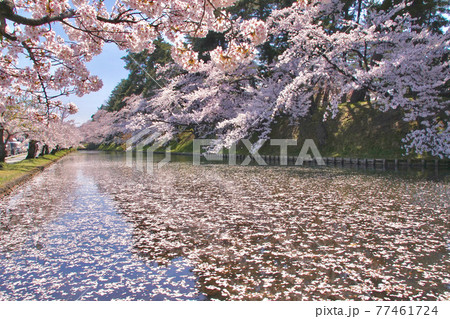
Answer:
[
  {"left": 189, "top": 0, "right": 296, "bottom": 65},
  {"left": 102, "top": 39, "right": 173, "bottom": 112},
  {"left": 377, "top": 0, "right": 449, "bottom": 33}
]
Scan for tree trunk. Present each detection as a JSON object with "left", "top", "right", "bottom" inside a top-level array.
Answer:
[
  {"left": 51, "top": 145, "right": 60, "bottom": 155},
  {"left": 350, "top": 88, "right": 367, "bottom": 103},
  {"left": 26, "top": 140, "right": 38, "bottom": 159},
  {"left": 40, "top": 144, "right": 49, "bottom": 156},
  {"left": 316, "top": 121, "right": 328, "bottom": 147},
  {"left": 0, "top": 128, "right": 6, "bottom": 164}
]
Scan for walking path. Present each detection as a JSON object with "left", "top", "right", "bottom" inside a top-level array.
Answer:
[{"left": 5, "top": 153, "right": 27, "bottom": 164}]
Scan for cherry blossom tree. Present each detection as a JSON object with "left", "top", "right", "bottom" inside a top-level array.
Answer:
[
  {"left": 1, "top": 0, "right": 268, "bottom": 154},
  {"left": 269, "top": 0, "right": 449, "bottom": 157},
  {"left": 76, "top": 1, "right": 448, "bottom": 158},
  {"left": 0, "top": 97, "right": 30, "bottom": 162},
  {"left": 119, "top": 61, "right": 285, "bottom": 152},
  {"left": 0, "top": 93, "right": 81, "bottom": 161},
  {"left": 106, "top": 1, "right": 447, "bottom": 158},
  {"left": 80, "top": 107, "right": 127, "bottom": 146},
  {"left": 0, "top": 95, "right": 44, "bottom": 161},
  {"left": 24, "top": 101, "right": 81, "bottom": 158},
  {"left": 0, "top": 0, "right": 265, "bottom": 111}
]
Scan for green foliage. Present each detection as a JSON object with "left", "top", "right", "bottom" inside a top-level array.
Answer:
[
  {"left": 377, "top": 0, "right": 449, "bottom": 34},
  {"left": 98, "top": 143, "right": 125, "bottom": 151},
  {"left": 188, "top": 0, "right": 296, "bottom": 65},
  {"left": 101, "top": 38, "right": 173, "bottom": 112},
  {"left": 336, "top": 0, "right": 449, "bottom": 33},
  {"left": 256, "top": 102, "right": 430, "bottom": 159},
  {"left": 151, "top": 130, "right": 196, "bottom": 153},
  {"left": 101, "top": 78, "right": 132, "bottom": 112},
  {"left": 189, "top": 31, "right": 227, "bottom": 62}
]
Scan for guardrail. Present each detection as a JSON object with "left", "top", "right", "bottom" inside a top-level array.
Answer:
[{"left": 155, "top": 152, "right": 450, "bottom": 170}]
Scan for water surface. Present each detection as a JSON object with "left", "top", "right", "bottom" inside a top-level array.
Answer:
[{"left": 0, "top": 151, "right": 448, "bottom": 300}]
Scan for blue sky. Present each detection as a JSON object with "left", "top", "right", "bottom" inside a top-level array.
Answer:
[
  {"left": 62, "top": 44, "right": 129, "bottom": 125},
  {"left": 10, "top": 0, "right": 128, "bottom": 126},
  {"left": 61, "top": 0, "right": 128, "bottom": 125}
]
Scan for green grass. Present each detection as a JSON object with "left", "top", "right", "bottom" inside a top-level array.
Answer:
[
  {"left": 255, "top": 102, "right": 430, "bottom": 159},
  {"left": 150, "top": 130, "right": 196, "bottom": 153},
  {"left": 0, "top": 150, "right": 73, "bottom": 187},
  {"left": 98, "top": 143, "right": 125, "bottom": 151}
]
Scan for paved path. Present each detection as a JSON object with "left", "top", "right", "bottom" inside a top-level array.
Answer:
[{"left": 5, "top": 153, "right": 27, "bottom": 164}]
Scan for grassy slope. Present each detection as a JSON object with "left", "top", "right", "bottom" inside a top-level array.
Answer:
[
  {"left": 257, "top": 102, "right": 414, "bottom": 159},
  {"left": 0, "top": 150, "right": 73, "bottom": 187},
  {"left": 156, "top": 130, "right": 196, "bottom": 153},
  {"left": 98, "top": 143, "right": 126, "bottom": 151}
]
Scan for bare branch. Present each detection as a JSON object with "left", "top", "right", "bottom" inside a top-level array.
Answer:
[{"left": 4, "top": 10, "right": 76, "bottom": 27}]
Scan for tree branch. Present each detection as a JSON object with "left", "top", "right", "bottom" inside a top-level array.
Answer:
[
  {"left": 4, "top": 10, "right": 76, "bottom": 26},
  {"left": 21, "top": 41, "right": 52, "bottom": 119}
]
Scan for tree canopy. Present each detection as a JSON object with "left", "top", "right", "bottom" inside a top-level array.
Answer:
[
  {"left": 0, "top": 0, "right": 448, "bottom": 159},
  {"left": 83, "top": 0, "right": 449, "bottom": 158}
]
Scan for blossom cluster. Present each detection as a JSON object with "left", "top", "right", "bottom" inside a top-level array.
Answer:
[
  {"left": 1, "top": 96, "right": 82, "bottom": 153},
  {"left": 1, "top": 0, "right": 266, "bottom": 147},
  {"left": 269, "top": 0, "right": 449, "bottom": 157}
]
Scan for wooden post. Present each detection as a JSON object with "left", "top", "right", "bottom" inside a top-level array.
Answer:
[{"left": 394, "top": 159, "right": 398, "bottom": 170}]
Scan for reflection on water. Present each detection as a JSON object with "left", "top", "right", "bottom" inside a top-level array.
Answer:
[
  {"left": 0, "top": 155, "right": 204, "bottom": 300},
  {"left": 0, "top": 151, "right": 449, "bottom": 300}
]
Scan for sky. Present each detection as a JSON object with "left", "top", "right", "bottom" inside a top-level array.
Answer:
[
  {"left": 9, "top": 0, "right": 128, "bottom": 126},
  {"left": 64, "top": 0, "right": 129, "bottom": 126},
  {"left": 61, "top": 44, "right": 129, "bottom": 126}
]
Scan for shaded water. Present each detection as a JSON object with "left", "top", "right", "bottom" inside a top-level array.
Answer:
[{"left": 0, "top": 151, "right": 448, "bottom": 300}]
